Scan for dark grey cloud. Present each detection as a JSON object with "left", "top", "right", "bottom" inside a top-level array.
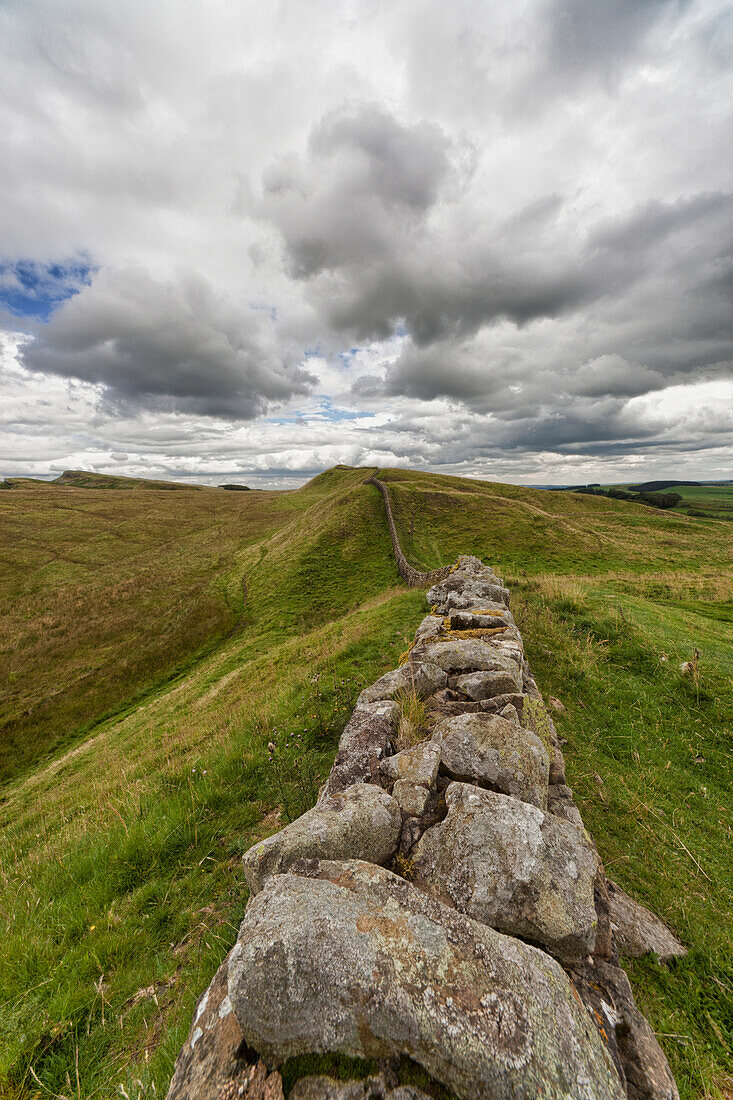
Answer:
[
  {"left": 21, "top": 265, "right": 315, "bottom": 418},
  {"left": 545, "top": 0, "right": 691, "bottom": 80}
]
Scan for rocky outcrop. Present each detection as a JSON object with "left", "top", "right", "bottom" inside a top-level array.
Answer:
[{"left": 169, "top": 555, "right": 680, "bottom": 1100}]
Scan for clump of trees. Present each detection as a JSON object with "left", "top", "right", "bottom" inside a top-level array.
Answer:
[{"left": 574, "top": 486, "right": 683, "bottom": 509}]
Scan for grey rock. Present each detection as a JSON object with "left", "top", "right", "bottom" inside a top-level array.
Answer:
[
  {"left": 500, "top": 702, "right": 521, "bottom": 727},
  {"left": 228, "top": 859, "right": 625, "bottom": 1100},
  {"left": 421, "top": 639, "right": 520, "bottom": 678},
  {"left": 479, "top": 692, "right": 526, "bottom": 717},
  {"left": 607, "top": 881, "right": 687, "bottom": 962},
  {"left": 357, "top": 663, "right": 447, "bottom": 705},
  {"left": 427, "top": 571, "right": 510, "bottom": 613},
  {"left": 547, "top": 783, "right": 584, "bottom": 829},
  {"left": 166, "top": 952, "right": 283, "bottom": 1100},
  {"left": 570, "top": 957, "right": 680, "bottom": 1100},
  {"left": 243, "top": 785, "right": 401, "bottom": 895},
  {"left": 322, "top": 703, "right": 398, "bottom": 798},
  {"left": 454, "top": 669, "right": 521, "bottom": 700},
  {"left": 412, "top": 783, "right": 599, "bottom": 961},
  {"left": 448, "top": 609, "right": 515, "bottom": 631},
  {"left": 289, "top": 1076, "right": 431, "bottom": 1100},
  {"left": 434, "top": 711, "right": 549, "bottom": 810},
  {"left": 392, "top": 779, "right": 431, "bottom": 816},
  {"left": 379, "top": 740, "right": 440, "bottom": 789},
  {"left": 413, "top": 615, "right": 443, "bottom": 642}
]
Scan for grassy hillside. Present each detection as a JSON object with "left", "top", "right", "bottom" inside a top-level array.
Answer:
[
  {"left": 0, "top": 485, "right": 297, "bottom": 783},
  {"left": 0, "top": 466, "right": 731, "bottom": 1099},
  {"left": 1, "top": 471, "right": 209, "bottom": 490}
]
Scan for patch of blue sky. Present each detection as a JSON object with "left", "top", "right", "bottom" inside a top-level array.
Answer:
[
  {"left": 337, "top": 347, "right": 362, "bottom": 366},
  {"left": 0, "top": 256, "right": 94, "bottom": 322},
  {"left": 267, "top": 397, "right": 374, "bottom": 424}
]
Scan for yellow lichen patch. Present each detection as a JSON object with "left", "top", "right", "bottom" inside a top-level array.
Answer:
[{"left": 472, "top": 608, "right": 506, "bottom": 617}]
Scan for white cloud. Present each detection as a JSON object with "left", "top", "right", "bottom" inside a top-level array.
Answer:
[{"left": 0, "top": 0, "right": 731, "bottom": 484}]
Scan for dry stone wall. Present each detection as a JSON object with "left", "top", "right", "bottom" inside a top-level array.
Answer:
[
  {"left": 168, "top": 558, "right": 681, "bottom": 1100},
  {"left": 364, "top": 476, "right": 453, "bottom": 588}
]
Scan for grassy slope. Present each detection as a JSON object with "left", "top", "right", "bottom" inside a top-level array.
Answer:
[
  {"left": 0, "top": 485, "right": 296, "bottom": 783},
  {"left": 0, "top": 466, "right": 731, "bottom": 1098}
]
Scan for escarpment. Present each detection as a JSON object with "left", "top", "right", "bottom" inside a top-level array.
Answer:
[{"left": 168, "top": 557, "right": 681, "bottom": 1100}]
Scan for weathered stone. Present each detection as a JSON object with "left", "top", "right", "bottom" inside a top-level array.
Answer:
[
  {"left": 500, "top": 702, "right": 521, "bottom": 727},
  {"left": 479, "top": 691, "right": 526, "bottom": 717},
  {"left": 322, "top": 703, "right": 398, "bottom": 797},
  {"left": 425, "top": 689, "right": 483, "bottom": 722},
  {"left": 421, "top": 639, "right": 520, "bottom": 677},
  {"left": 228, "top": 859, "right": 625, "bottom": 1100},
  {"left": 166, "top": 952, "right": 283, "bottom": 1100},
  {"left": 549, "top": 746, "right": 566, "bottom": 785},
  {"left": 448, "top": 609, "right": 515, "bottom": 632},
  {"left": 412, "top": 784, "right": 599, "bottom": 961},
  {"left": 357, "top": 663, "right": 447, "bottom": 705},
  {"left": 289, "top": 1075, "right": 431, "bottom": 1100},
  {"left": 547, "top": 783, "right": 584, "bottom": 829},
  {"left": 413, "top": 615, "right": 443, "bottom": 642},
  {"left": 607, "top": 880, "right": 687, "bottom": 962},
  {"left": 392, "top": 779, "right": 431, "bottom": 816},
  {"left": 569, "top": 957, "right": 680, "bottom": 1100},
  {"left": 453, "top": 669, "right": 522, "bottom": 699},
  {"left": 427, "top": 573, "right": 510, "bottom": 613},
  {"left": 243, "top": 785, "right": 401, "bottom": 895},
  {"left": 434, "top": 712, "right": 549, "bottom": 809},
  {"left": 379, "top": 740, "right": 440, "bottom": 789}
]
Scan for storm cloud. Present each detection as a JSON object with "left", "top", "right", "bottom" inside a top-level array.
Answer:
[{"left": 0, "top": 0, "right": 731, "bottom": 482}]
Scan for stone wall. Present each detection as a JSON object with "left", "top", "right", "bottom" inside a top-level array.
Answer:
[
  {"left": 364, "top": 476, "right": 453, "bottom": 588},
  {"left": 168, "top": 558, "right": 681, "bottom": 1100}
]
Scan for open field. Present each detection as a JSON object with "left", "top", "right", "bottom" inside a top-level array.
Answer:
[
  {"left": 0, "top": 467, "right": 731, "bottom": 1098},
  {"left": 668, "top": 484, "right": 733, "bottom": 520},
  {"left": 593, "top": 481, "right": 733, "bottom": 522}
]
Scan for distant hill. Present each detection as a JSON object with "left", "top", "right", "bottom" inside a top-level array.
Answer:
[
  {"left": 627, "top": 480, "right": 702, "bottom": 492},
  {"left": 1, "top": 470, "right": 206, "bottom": 490},
  {"left": 53, "top": 470, "right": 206, "bottom": 490}
]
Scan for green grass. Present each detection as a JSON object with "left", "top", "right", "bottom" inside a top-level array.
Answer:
[
  {"left": 0, "top": 465, "right": 731, "bottom": 1098},
  {"left": 0, "top": 484, "right": 296, "bottom": 784},
  {"left": 598, "top": 481, "right": 733, "bottom": 522}
]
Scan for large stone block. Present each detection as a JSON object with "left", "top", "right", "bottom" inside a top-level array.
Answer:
[
  {"left": 453, "top": 669, "right": 522, "bottom": 699},
  {"left": 322, "top": 701, "right": 398, "bottom": 797},
  {"left": 242, "top": 784, "right": 401, "bottom": 895},
  {"left": 412, "top": 783, "right": 599, "bottom": 961},
  {"left": 433, "top": 711, "right": 549, "bottom": 809},
  {"left": 357, "top": 663, "right": 448, "bottom": 705},
  {"left": 228, "top": 859, "right": 625, "bottom": 1100},
  {"left": 421, "top": 639, "right": 521, "bottom": 678}
]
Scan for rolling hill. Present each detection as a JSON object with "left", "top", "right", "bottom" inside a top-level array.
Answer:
[{"left": 0, "top": 466, "right": 731, "bottom": 1099}]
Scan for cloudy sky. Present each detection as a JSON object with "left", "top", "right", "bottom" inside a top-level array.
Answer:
[{"left": 1, "top": 0, "right": 732, "bottom": 487}]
